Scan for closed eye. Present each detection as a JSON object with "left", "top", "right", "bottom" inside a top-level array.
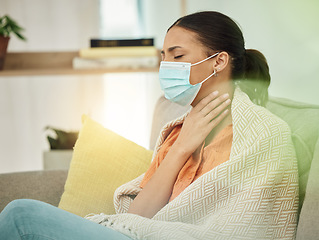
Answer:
[{"left": 174, "top": 55, "right": 184, "bottom": 59}]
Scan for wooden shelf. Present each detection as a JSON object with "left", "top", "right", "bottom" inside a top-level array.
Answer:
[
  {"left": 0, "top": 51, "right": 159, "bottom": 76},
  {"left": 0, "top": 67, "right": 159, "bottom": 76}
]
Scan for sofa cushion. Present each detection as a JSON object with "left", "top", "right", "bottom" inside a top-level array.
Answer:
[
  {"left": 58, "top": 115, "right": 153, "bottom": 217},
  {"left": 0, "top": 170, "right": 67, "bottom": 213},
  {"left": 266, "top": 97, "right": 319, "bottom": 207}
]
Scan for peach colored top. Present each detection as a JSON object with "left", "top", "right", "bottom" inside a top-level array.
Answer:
[{"left": 140, "top": 124, "right": 233, "bottom": 202}]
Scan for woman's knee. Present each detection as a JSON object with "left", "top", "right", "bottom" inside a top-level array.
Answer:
[
  {"left": 0, "top": 200, "right": 52, "bottom": 239},
  {"left": 2, "top": 199, "right": 43, "bottom": 219}
]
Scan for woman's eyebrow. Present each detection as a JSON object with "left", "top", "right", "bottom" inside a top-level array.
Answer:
[{"left": 161, "top": 46, "right": 183, "bottom": 55}]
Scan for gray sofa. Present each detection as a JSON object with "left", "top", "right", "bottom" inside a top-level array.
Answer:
[{"left": 0, "top": 95, "right": 318, "bottom": 239}]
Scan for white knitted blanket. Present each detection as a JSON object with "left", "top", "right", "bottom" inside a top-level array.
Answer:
[{"left": 86, "top": 88, "right": 299, "bottom": 239}]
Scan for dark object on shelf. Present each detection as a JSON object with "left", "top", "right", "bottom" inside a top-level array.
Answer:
[{"left": 90, "top": 38, "right": 154, "bottom": 48}]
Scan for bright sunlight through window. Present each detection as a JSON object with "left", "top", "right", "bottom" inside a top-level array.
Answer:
[
  {"left": 99, "top": 0, "right": 143, "bottom": 38},
  {"left": 99, "top": 0, "right": 158, "bottom": 149}
]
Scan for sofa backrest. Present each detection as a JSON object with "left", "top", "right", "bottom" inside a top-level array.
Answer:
[{"left": 266, "top": 97, "right": 319, "bottom": 208}]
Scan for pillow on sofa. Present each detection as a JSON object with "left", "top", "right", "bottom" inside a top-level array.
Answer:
[{"left": 58, "top": 115, "right": 153, "bottom": 217}]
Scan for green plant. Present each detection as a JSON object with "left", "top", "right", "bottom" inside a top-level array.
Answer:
[
  {"left": 0, "top": 15, "right": 26, "bottom": 40},
  {"left": 45, "top": 126, "right": 79, "bottom": 150}
]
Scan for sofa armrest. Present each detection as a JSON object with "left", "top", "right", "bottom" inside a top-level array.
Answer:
[
  {"left": 296, "top": 138, "right": 319, "bottom": 239},
  {"left": 0, "top": 170, "right": 68, "bottom": 212}
]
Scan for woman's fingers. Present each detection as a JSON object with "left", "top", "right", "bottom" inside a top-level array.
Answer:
[
  {"left": 208, "top": 108, "right": 230, "bottom": 129},
  {"left": 200, "top": 92, "right": 231, "bottom": 117},
  {"left": 206, "top": 97, "right": 231, "bottom": 119},
  {"left": 175, "top": 90, "right": 231, "bottom": 156},
  {"left": 194, "top": 90, "right": 219, "bottom": 113}
]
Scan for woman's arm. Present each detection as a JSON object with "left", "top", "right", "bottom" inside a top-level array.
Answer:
[
  {"left": 127, "top": 91, "right": 231, "bottom": 218},
  {"left": 127, "top": 143, "right": 190, "bottom": 218}
]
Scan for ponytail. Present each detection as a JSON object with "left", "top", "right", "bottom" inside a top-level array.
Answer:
[
  {"left": 243, "top": 49, "right": 270, "bottom": 83},
  {"left": 234, "top": 49, "right": 270, "bottom": 106}
]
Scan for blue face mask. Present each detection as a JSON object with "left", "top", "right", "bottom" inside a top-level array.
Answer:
[{"left": 159, "top": 52, "right": 219, "bottom": 106}]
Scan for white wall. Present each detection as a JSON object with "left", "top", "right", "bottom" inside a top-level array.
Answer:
[
  {"left": 1, "top": 0, "right": 100, "bottom": 51},
  {"left": 0, "top": 76, "right": 106, "bottom": 173},
  {"left": 141, "top": 0, "right": 182, "bottom": 48}
]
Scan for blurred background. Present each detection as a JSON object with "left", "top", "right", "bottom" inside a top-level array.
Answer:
[{"left": 0, "top": 0, "right": 318, "bottom": 174}]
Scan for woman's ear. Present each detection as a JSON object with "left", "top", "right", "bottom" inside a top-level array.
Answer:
[{"left": 213, "top": 51, "right": 229, "bottom": 73}]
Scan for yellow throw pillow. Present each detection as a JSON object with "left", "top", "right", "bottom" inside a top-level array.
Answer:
[{"left": 58, "top": 115, "right": 153, "bottom": 217}]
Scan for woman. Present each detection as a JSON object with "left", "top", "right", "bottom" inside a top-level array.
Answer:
[{"left": 0, "top": 11, "right": 298, "bottom": 240}]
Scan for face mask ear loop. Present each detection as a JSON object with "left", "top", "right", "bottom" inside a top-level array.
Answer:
[
  {"left": 191, "top": 52, "right": 220, "bottom": 66},
  {"left": 200, "top": 69, "right": 217, "bottom": 84}
]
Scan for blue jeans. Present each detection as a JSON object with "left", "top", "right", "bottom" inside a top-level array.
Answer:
[{"left": 0, "top": 199, "right": 133, "bottom": 240}]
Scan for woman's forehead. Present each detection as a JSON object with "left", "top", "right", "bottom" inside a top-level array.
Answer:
[{"left": 162, "top": 26, "right": 200, "bottom": 51}]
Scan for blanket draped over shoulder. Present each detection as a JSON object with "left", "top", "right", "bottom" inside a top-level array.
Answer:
[{"left": 86, "top": 88, "right": 299, "bottom": 240}]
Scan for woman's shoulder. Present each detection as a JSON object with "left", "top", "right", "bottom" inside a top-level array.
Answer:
[
  {"left": 232, "top": 87, "right": 291, "bottom": 139},
  {"left": 231, "top": 88, "right": 294, "bottom": 158}
]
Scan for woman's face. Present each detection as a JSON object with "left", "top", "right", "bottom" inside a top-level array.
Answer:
[{"left": 161, "top": 26, "right": 216, "bottom": 86}]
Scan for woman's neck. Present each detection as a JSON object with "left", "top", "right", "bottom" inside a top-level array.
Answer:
[
  {"left": 205, "top": 112, "right": 232, "bottom": 146},
  {"left": 197, "top": 80, "right": 234, "bottom": 146}
]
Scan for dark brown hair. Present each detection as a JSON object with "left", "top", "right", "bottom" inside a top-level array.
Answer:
[{"left": 168, "top": 11, "right": 270, "bottom": 106}]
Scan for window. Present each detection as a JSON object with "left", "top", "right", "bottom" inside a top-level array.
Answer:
[
  {"left": 99, "top": 0, "right": 144, "bottom": 38},
  {"left": 99, "top": 0, "right": 160, "bottom": 149}
]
